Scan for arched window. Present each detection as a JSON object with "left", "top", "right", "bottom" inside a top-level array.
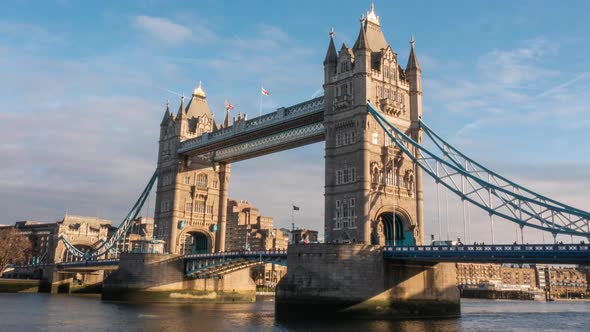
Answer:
[{"left": 196, "top": 173, "right": 208, "bottom": 187}]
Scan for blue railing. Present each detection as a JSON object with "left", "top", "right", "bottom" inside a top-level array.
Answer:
[
  {"left": 383, "top": 244, "right": 590, "bottom": 264},
  {"left": 56, "top": 259, "right": 120, "bottom": 268},
  {"left": 184, "top": 249, "right": 288, "bottom": 260}
]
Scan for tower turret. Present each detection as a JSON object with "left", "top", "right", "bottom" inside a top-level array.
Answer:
[
  {"left": 175, "top": 94, "right": 186, "bottom": 137},
  {"left": 406, "top": 36, "right": 422, "bottom": 123},
  {"left": 323, "top": 27, "right": 338, "bottom": 83},
  {"left": 160, "top": 100, "right": 171, "bottom": 127}
]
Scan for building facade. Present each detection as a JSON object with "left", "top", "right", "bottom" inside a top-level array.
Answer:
[
  {"left": 548, "top": 267, "right": 587, "bottom": 297},
  {"left": 225, "top": 199, "right": 288, "bottom": 252},
  {"left": 5, "top": 215, "right": 155, "bottom": 265},
  {"left": 323, "top": 5, "right": 423, "bottom": 245}
]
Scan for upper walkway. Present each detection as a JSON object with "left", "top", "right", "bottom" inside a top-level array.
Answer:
[{"left": 178, "top": 97, "right": 325, "bottom": 162}]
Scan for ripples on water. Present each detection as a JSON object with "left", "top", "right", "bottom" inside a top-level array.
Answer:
[{"left": 0, "top": 294, "right": 588, "bottom": 331}]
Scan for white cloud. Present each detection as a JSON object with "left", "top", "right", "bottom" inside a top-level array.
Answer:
[{"left": 132, "top": 15, "right": 194, "bottom": 46}]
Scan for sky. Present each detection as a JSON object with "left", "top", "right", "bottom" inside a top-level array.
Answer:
[{"left": 1, "top": 0, "right": 590, "bottom": 244}]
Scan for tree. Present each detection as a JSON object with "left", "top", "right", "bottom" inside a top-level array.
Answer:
[{"left": 0, "top": 227, "right": 32, "bottom": 274}]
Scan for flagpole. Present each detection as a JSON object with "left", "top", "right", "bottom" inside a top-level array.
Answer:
[{"left": 259, "top": 83, "right": 263, "bottom": 117}]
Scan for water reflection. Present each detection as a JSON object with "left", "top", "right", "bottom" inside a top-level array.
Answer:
[{"left": 0, "top": 294, "right": 588, "bottom": 332}]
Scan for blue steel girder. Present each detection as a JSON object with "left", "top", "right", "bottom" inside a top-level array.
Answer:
[
  {"left": 177, "top": 97, "right": 325, "bottom": 162},
  {"left": 383, "top": 244, "right": 590, "bottom": 264},
  {"left": 184, "top": 250, "right": 288, "bottom": 278},
  {"left": 56, "top": 259, "right": 120, "bottom": 269},
  {"left": 59, "top": 171, "right": 158, "bottom": 260},
  {"left": 367, "top": 103, "right": 590, "bottom": 239}
]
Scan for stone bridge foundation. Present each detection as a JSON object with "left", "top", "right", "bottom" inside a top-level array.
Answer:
[
  {"left": 102, "top": 253, "right": 256, "bottom": 303},
  {"left": 276, "top": 244, "right": 460, "bottom": 320}
]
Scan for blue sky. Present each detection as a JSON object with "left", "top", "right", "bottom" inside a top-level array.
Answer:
[{"left": 1, "top": 1, "right": 590, "bottom": 243}]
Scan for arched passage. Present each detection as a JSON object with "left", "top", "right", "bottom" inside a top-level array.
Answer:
[
  {"left": 61, "top": 244, "right": 93, "bottom": 263},
  {"left": 376, "top": 212, "right": 415, "bottom": 246},
  {"left": 181, "top": 231, "right": 210, "bottom": 255}
]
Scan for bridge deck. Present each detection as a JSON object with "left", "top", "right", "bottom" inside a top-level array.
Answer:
[{"left": 384, "top": 244, "right": 590, "bottom": 264}]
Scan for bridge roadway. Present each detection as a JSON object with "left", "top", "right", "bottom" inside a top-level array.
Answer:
[
  {"left": 383, "top": 244, "right": 590, "bottom": 264},
  {"left": 34, "top": 244, "right": 590, "bottom": 274}
]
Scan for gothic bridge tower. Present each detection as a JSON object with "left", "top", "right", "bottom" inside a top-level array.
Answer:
[
  {"left": 323, "top": 5, "right": 424, "bottom": 245},
  {"left": 155, "top": 82, "right": 229, "bottom": 254}
]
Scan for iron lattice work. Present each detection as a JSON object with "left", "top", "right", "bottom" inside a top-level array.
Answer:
[
  {"left": 59, "top": 171, "right": 158, "bottom": 260},
  {"left": 383, "top": 244, "right": 590, "bottom": 264},
  {"left": 367, "top": 103, "right": 590, "bottom": 239},
  {"left": 184, "top": 250, "right": 288, "bottom": 278}
]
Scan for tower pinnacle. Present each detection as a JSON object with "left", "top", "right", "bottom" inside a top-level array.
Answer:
[
  {"left": 193, "top": 81, "right": 206, "bottom": 98},
  {"left": 407, "top": 36, "right": 420, "bottom": 70},
  {"left": 366, "top": 3, "right": 380, "bottom": 25},
  {"left": 323, "top": 27, "right": 338, "bottom": 65},
  {"left": 177, "top": 94, "right": 185, "bottom": 118}
]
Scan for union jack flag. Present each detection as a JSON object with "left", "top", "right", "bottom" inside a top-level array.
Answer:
[{"left": 224, "top": 100, "right": 234, "bottom": 111}]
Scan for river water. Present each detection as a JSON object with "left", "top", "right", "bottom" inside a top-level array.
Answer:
[{"left": 0, "top": 294, "right": 588, "bottom": 331}]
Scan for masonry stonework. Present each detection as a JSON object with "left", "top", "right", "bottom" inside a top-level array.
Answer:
[
  {"left": 155, "top": 83, "right": 227, "bottom": 254},
  {"left": 323, "top": 5, "right": 424, "bottom": 246},
  {"left": 276, "top": 244, "right": 459, "bottom": 319}
]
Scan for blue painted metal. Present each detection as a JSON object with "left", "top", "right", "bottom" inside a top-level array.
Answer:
[
  {"left": 177, "top": 97, "right": 324, "bottom": 156},
  {"left": 367, "top": 103, "right": 590, "bottom": 238},
  {"left": 383, "top": 244, "right": 590, "bottom": 264},
  {"left": 183, "top": 250, "right": 288, "bottom": 277},
  {"left": 421, "top": 120, "right": 590, "bottom": 218},
  {"left": 56, "top": 258, "right": 120, "bottom": 269},
  {"left": 60, "top": 170, "right": 158, "bottom": 260}
]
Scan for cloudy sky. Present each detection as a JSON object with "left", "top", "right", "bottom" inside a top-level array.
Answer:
[{"left": 1, "top": 0, "right": 589, "bottom": 244}]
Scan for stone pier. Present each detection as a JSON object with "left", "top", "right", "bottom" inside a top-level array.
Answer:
[
  {"left": 276, "top": 244, "right": 460, "bottom": 320},
  {"left": 102, "top": 253, "right": 256, "bottom": 303}
]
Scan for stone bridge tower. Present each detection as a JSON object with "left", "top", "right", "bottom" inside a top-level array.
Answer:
[
  {"left": 323, "top": 5, "right": 424, "bottom": 245},
  {"left": 154, "top": 83, "right": 229, "bottom": 254}
]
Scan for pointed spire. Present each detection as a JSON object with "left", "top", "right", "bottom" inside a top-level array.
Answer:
[
  {"left": 323, "top": 27, "right": 337, "bottom": 65},
  {"left": 160, "top": 99, "right": 170, "bottom": 126},
  {"left": 176, "top": 94, "right": 185, "bottom": 118},
  {"left": 353, "top": 21, "right": 370, "bottom": 51},
  {"left": 223, "top": 107, "right": 231, "bottom": 128},
  {"left": 407, "top": 35, "right": 420, "bottom": 70}
]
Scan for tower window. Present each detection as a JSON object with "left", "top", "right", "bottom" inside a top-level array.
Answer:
[
  {"left": 196, "top": 173, "right": 208, "bottom": 187},
  {"left": 372, "top": 132, "right": 379, "bottom": 145}
]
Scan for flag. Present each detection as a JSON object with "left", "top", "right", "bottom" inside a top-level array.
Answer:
[
  {"left": 293, "top": 205, "right": 300, "bottom": 211},
  {"left": 261, "top": 86, "right": 270, "bottom": 96},
  {"left": 224, "top": 100, "right": 234, "bottom": 111}
]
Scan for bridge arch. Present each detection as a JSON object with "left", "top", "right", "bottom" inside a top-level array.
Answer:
[
  {"left": 61, "top": 243, "right": 94, "bottom": 262},
  {"left": 178, "top": 228, "right": 214, "bottom": 255},
  {"left": 372, "top": 208, "right": 415, "bottom": 246}
]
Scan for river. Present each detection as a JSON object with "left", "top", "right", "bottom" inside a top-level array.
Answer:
[{"left": 0, "top": 294, "right": 588, "bottom": 331}]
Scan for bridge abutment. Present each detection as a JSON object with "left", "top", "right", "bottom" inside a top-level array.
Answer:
[
  {"left": 276, "top": 244, "right": 460, "bottom": 320},
  {"left": 102, "top": 253, "right": 256, "bottom": 303}
]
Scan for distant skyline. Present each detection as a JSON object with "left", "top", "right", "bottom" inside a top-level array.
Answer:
[{"left": 1, "top": 1, "right": 590, "bottom": 243}]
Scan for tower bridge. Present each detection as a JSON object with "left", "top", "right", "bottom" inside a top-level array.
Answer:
[{"left": 46, "top": 4, "right": 590, "bottom": 319}]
